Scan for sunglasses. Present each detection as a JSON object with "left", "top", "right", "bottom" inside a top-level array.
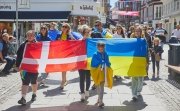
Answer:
[
  {"left": 95, "top": 24, "right": 100, "bottom": 27},
  {"left": 62, "top": 26, "right": 68, "bottom": 28},
  {"left": 41, "top": 28, "right": 46, "bottom": 30}
]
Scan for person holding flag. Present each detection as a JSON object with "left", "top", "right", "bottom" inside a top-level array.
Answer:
[
  {"left": 78, "top": 25, "right": 91, "bottom": 102},
  {"left": 91, "top": 41, "right": 113, "bottom": 108},
  {"left": 16, "top": 30, "right": 38, "bottom": 105},
  {"left": 130, "top": 26, "right": 147, "bottom": 101},
  {"left": 56, "top": 23, "right": 75, "bottom": 90}
]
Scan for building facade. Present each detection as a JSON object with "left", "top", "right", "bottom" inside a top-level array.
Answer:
[
  {"left": 140, "top": 0, "right": 163, "bottom": 28},
  {"left": 161, "top": 0, "right": 180, "bottom": 40},
  {"left": 111, "top": 0, "right": 141, "bottom": 28},
  {"left": 0, "top": 0, "right": 101, "bottom": 38}
]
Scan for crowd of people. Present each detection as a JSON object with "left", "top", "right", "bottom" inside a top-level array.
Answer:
[{"left": 0, "top": 20, "right": 180, "bottom": 108}]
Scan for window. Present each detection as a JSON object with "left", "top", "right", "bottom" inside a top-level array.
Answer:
[
  {"left": 156, "top": 7, "right": 158, "bottom": 19},
  {"left": 159, "top": 6, "right": 161, "bottom": 18},
  {"left": 177, "top": 1, "right": 179, "bottom": 10}
]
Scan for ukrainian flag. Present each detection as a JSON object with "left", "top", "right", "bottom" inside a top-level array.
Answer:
[{"left": 87, "top": 38, "right": 147, "bottom": 77}]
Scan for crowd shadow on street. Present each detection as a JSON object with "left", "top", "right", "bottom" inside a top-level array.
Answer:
[{"left": 3, "top": 97, "right": 147, "bottom": 111}]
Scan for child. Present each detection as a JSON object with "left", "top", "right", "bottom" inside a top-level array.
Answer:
[
  {"left": 91, "top": 41, "right": 112, "bottom": 108},
  {"left": 16, "top": 30, "right": 38, "bottom": 105},
  {"left": 150, "top": 38, "right": 164, "bottom": 79}
]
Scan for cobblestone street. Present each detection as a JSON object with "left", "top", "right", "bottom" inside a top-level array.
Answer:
[{"left": 0, "top": 44, "right": 180, "bottom": 111}]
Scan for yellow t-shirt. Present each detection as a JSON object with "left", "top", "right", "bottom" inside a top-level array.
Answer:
[{"left": 61, "top": 33, "right": 68, "bottom": 40}]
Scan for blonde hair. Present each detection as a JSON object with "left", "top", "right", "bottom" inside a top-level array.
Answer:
[
  {"left": 81, "top": 25, "right": 90, "bottom": 36},
  {"left": 26, "top": 30, "right": 35, "bottom": 36},
  {"left": 153, "top": 37, "right": 160, "bottom": 44},
  {"left": 62, "top": 23, "right": 71, "bottom": 34},
  {"left": 130, "top": 26, "right": 145, "bottom": 38}
]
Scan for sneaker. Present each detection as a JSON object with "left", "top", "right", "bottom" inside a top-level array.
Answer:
[
  {"left": 39, "top": 81, "right": 46, "bottom": 86},
  {"left": 18, "top": 97, "right": 26, "bottom": 105},
  {"left": 98, "top": 102, "right": 105, "bottom": 108},
  {"left": 132, "top": 96, "right": 138, "bottom": 102},
  {"left": 137, "top": 92, "right": 141, "bottom": 97},
  {"left": 64, "top": 81, "right": 68, "bottom": 86},
  {"left": 60, "top": 85, "right": 64, "bottom": 90},
  {"left": 152, "top": 73, "right": 155, "bottom": 79},
  {"left": 94, "top": 101, "right": 99, "bottom": 106},
  {"left": 81, "top": 93, "right": 85, "bottom": 102},
  {"left": 157, "top": 75, "right": 160, "bottom": 79},
  {"left": 31, "top": 94, "right": 37, "bottom": 101},
  {"left": 91, "top": 84, "right": 96, "bottom": 90},
  {"left": 85, "top": 91, "right": 89, "bottom": 97}
]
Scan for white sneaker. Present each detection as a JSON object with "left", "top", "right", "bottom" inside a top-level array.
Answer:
[
  {"left": 81, "top": 93, "right": 85, "bottom": 102},
  {"left": 85, "top": 91, "right": 89, "bottom": 97},
  {"left": 137, "top": 92, "right": 141, "bottom": 96}
]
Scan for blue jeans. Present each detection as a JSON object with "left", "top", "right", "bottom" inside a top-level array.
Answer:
[{"left": 2, "top": 56, "right": 16, "bottom": 72}]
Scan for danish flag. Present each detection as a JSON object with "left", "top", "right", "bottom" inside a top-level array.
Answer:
[{"left": 20, "top": 40, "right": 87, "bottom": 73}]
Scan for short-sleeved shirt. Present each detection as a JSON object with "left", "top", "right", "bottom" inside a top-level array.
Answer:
[{"left": 154, "top": 28, "right": 168, "bottom": 42}]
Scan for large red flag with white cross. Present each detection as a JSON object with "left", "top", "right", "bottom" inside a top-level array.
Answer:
[{"left": 20, "top": 40, "right": 87, "bottom": 73}]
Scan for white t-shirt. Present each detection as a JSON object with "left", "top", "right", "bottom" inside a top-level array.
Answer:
[{"left": 172, "top": 29, "right": 180, "bottom": 39}]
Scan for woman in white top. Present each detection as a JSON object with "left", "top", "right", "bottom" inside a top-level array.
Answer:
[{"left": 113, "top": 25, "right": 125, "bottom": 38}]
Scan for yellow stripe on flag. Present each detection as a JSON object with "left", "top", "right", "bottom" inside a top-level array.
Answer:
[{"left": 88, "top": 56, "right": 147, "bottom": 77}]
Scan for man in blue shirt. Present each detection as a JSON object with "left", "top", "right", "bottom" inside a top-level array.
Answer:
[{"left": 48, "top": 22, "right": 60, "bottom": 41}]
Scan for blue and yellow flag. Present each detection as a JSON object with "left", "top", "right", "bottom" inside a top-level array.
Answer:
[{"left": 87, "top": 38, "right": 147, "bottom": 77}]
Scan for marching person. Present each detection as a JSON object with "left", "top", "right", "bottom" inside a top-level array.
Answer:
[
  {"left": 78, "top": 25, "right": 91, "bottom": 102},
  {"left": 150, "top": 38, "right": 164, "bottom": 79},
  {"left": 130, "top": 26, "right": 147, "bottom": 101},
  {"left": 91, "top": 20, "right": 112, "bottom": 38},
  {"left": 36, "top": 25, "right": 52, "bottom": 86},
  {"left": 91, "top": 41, "right": 113, "bottom": 108},
  {"left": 56, "top": 23, "right": 75, "bottom": 90},
  {"left": 113, "top": 24, "right": 125, "bottom": 38},
  {"left": 16, "top": 30, "right": 38, "bottom": 105}
]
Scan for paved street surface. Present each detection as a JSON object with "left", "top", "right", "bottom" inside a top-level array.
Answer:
[{"left": 0, "top": 44, "right": 180, "bottom": 111}]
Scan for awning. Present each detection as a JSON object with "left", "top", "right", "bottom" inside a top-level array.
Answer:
[{"left": 0, "top": 11, "right": 71, "bottom": 21}]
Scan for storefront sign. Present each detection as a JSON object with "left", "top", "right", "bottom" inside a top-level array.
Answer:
[
  {"left": 0, "top": 4, "right": 11, "bottom": 10},
  {"left": 80, "top": 5, "right": 93, "bottom": 11},
  {"left": 71, "top": 2, "right": 100, "bottom": 16}
]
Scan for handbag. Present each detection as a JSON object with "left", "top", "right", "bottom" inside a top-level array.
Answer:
[{"left": 155, "top": 54, "right": 160, "bottom": 61}]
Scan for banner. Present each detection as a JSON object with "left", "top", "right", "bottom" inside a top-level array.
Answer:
[
  {"left": 20, "top": 41, "right": 87, "bottom": 73},
  {"left": 20, "top": 38, "right": 147, "bottom": 77},
  {"left": 112, "top": 11, "right": 139, "bottom": 16},
  {"left": 87, "top": 38, "right": 147, "bottom": 77}
]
